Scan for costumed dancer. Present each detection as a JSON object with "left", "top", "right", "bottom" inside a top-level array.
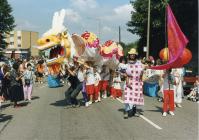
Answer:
[
  {"left": 77, "top": 63, "right": 89, "bottom": 107},
  {"left": 123, "top": 48, "right": 145, "bottom": 119},
  {"left": 65, "top": 65, "right": 82, "bottom": 106},
  {"left": 47, "top": 65, "right": 61, "bottom": 88}
]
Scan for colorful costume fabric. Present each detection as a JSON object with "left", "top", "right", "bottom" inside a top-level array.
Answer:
[{"left": 124, "top": 61, "right": 144, "bottom": 105}]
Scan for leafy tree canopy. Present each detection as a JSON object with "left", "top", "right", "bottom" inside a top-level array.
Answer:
[
  {"left": 0, "top": 0, "right": 15, "bottom": 48},
  {"left": 127, "top": 0, "right": 198, "bottom": 63}
]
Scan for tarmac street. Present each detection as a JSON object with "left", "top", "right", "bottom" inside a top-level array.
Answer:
[{"left": 0, "top": 83, "right": 198, "bottom": 140}]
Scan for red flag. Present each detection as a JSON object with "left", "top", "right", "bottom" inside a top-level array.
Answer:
[{"left": 151, "top": 5, "right": 189, "bottom": 70}]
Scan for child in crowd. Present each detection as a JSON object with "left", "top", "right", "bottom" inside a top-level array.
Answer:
[
  {"left": 162, "top": 69, "right": 176, "bottom": 116},
  {"left": 187, "top": 80, "right": 199, "bottom": 102},
  {"left": 85, "top": 61, "right": 95, "bottom": 105},
  {"left": 118, "top": 57, "right": 127, "bottom": 93},
  {"left": 111, "top": 70, "right": 122, "bottom": 99},
  {"left": 100, "top": 65, "right": 110, "bottom": 99},
  {"left": 118, "top": 56, "right": 127, "bottom": 73},
  {"left": 77, "top": 64, "right": 89, "bottom": 107},
  {"left": 93, "top": 66, "right": 101, "bottom": 102}
]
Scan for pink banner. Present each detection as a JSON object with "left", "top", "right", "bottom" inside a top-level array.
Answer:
[{"left": 151, "top": 5, "right": 188, "bottom": 70}]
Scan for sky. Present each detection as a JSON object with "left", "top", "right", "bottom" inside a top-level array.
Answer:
[{"left": 8, "top": 0, "right": 139, "bottom": 44}]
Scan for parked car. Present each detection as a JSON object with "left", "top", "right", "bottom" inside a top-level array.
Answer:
[{"left": 183, "top": 69, "right": 198, "bottom": 95}]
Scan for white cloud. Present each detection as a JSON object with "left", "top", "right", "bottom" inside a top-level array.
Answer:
[
  {"left": 102, "top": 4, "right": 135, "bottom": 21},
  {"left": 102, "top": 26, "right": 111, "bottom": 33},
  {"left": 15, "top": 19, "right": 39, "bottom": 30},
  {"left": 65, "top": 9, "right": 81, "bottom": 22},
  {"left": 69, "top": 0, "right": 98, "bottom": 10},
  {"left": 114, "top": 4, "right": 135, "bottom": 15}
]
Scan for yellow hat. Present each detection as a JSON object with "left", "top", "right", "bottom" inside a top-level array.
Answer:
[{"left": 128, "top": 48, "right": 138, "bottom": 55}]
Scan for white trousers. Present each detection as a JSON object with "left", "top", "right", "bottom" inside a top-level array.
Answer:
[{"left": 174, "top": 81, "right": 183, "bottom": 104}]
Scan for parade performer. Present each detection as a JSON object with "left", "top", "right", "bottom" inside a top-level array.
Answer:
[
  {"left": 123, "top": 48, "right": 145, "bottom": 119},
  {"left": 65, "top": 66, "right": 81, "bottom": 106},
  {"left": 100, "top": 40, "right": 124, "bottom": 70},
  {"left": 37, "top": 9, "right": 76, "bottom": 87},
  {"left": 37, "top": 9, "right": 102, "bottom": 87}
]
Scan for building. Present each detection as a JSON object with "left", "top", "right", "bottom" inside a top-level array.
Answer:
[{"left": 5, "top": 30, "right": 39, "bottom": 59}]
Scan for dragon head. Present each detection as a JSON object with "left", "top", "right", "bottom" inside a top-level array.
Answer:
[
  {"left": 37, "top": 9, "right": 75, "bottom": 66},
  {"left": 37, "top": 31, "right": 72, "bottom": 65}
]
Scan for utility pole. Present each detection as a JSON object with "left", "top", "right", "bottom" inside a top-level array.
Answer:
[
  {"left": 98, "top": 19, "right": 101, "bottom": 39},
  {"left": 146, "top": 0, "right": 151, "bottom": 58},
  {"left": 119, "top": 26, "right": 121, "bottom": 43},
  {"left": 30, "top": 31, "right": 31, "bottom": 58},
  {"left": 87, "top": 17, "right": 101, "bottom": 39}
]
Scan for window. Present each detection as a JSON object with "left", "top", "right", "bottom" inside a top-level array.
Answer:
[
  {"left": 18, "top": 44, "right": 21, "bottom": 47},
  {"left": 9, "top": 45, "right": 14, "bottom": 48},
  {"left": 10, "top": 42, "right": 14, "bottom": 45},
  {"left": 18, "top": 36, "right": 21, "bottom": 40},
  {"left": 10, "top": 37, "right": 14, "bottom": 42},
  {"left": 10, "top": 34, "right": 14, "bottom": 37}
]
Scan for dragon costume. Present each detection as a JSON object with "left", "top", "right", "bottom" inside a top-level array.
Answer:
[
  {"left": 37, "top": 9, "right": 123, "bottom": 88},
  {"left": 37, "top": 9, "right": 77, "bottom": 87}
]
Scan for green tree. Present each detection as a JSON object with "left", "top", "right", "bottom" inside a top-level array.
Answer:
[
  {"left": 127, "top": 0, "right": 166, "bottom": 58},
  {"left": 124, "top": 42, "right": 138, "bottom": 56},
  {"left": 0, "top": 0, "right": 15, "bottom": 49},
  {"left": 127, "top": 0, "right": 198, "bottom": 62},
  {"left": 119, "top": 41, "right": 138, "bottom": 56},
  {"left": 169, "top": 0, "right": 198, "bottom": 65}
]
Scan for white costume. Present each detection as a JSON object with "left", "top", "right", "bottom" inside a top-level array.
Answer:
[{"left": 172, "top": 68, "right": 184, "bottom": 104}]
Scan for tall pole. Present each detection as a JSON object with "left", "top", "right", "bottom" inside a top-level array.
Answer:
[
  {"left": 87, "top": 17, "right": 101, "bottom": 39},
  {"left": 146, "top": 0, "right": 151, "bottom": 58},
  {"left": 98, "top": 19, "right": 101, "bottom": 39},
  {"left": 119, "top": 26, "right": 121, "bottom": 43}
]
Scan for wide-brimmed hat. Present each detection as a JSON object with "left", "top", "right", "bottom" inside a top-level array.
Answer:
[
  {"left": 0, "top": 62, "right": 5, "bottom": 67},
  {"left": 128, "top": 48, "right": 138, "bottom": 55}
]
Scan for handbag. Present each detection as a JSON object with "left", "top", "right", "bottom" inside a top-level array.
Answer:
[
  {"left": 25, "top": 79, "right": 31, "bottom": 85},
  {"left": 25, "top": 71, "right": 32, "bottom": 86}
]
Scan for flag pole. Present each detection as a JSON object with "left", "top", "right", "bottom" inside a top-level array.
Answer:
[
  {"left": 165, "top": 1, "right": 169, "bottom": 62},
  {"left": 146, "top": 0, "right": 151, "bottom": 58}
]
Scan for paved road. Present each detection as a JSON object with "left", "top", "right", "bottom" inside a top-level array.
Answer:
[{"left": 0, "top": 83, "right": 198, "bottom": 140}]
